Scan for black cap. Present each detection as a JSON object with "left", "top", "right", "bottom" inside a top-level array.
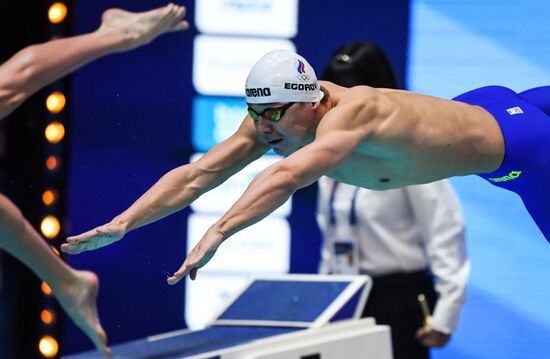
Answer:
[{"left": 321, "top": 41, "right": 399, "bottom": 89}]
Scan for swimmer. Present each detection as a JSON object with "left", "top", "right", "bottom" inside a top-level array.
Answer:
[
  {"left": 0, "top": 3, "right": 188, "bottom": 355},
  {"left": 62, "top": 49, "right": 550, "bottom": 286}
]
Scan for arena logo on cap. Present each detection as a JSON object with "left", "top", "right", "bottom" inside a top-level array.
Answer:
[
  {"left": 296, "top": 59, "right": 310, "bottom": 82},
  {"left": 246, "top": 87, "right": 272, "bottom": 98}
]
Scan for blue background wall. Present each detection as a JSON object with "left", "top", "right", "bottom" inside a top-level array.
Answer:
[{"left": 64, "top": 0, "right": 550, "bottom": 358}]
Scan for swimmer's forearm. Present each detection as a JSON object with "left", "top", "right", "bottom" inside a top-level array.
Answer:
[
  {"left": 113, "top": 165, "right": 216, "bottom": 232},
  {"left": 211, "top": 140, "right": 352, "bottom": 238},
  {"left": 111, "top": 130, "right": 267, "bottom": 233},
  {"left": 213, "top": 166, "right": 299, "bottom": 239}
]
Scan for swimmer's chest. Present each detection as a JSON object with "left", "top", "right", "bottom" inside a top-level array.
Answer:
[{"left": 326, "top": 151, "right": 416, "bottom": 190}]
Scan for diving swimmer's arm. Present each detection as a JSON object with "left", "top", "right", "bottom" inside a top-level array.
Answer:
[
  {"left": 61, "top": 119, "right": 269, "bottom": 255},
  {"left": 168, "top": 122, "right": 363, "bottom": 284}
]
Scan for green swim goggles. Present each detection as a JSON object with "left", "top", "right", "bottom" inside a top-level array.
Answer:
[{"left": 247, "top": 102, "right": 295, "bottom": 122}]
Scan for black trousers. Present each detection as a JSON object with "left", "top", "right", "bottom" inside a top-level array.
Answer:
[{"left": 362, "top": 270, "right": 437, "bottom": 359}]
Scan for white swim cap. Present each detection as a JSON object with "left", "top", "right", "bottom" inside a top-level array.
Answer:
[{"left": 245, "top": 49, "right": 324, "bottom": 104}]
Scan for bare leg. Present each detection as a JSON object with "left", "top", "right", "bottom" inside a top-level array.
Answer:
[
  {"left": 0, "top": 3, "right": 188, "bottom": 119},
  {"left": 0, "top": 194, "right": 110, "bottom": 356}
]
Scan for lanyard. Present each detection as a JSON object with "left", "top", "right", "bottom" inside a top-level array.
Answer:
[{"left": 328, "top": 181, "right": 360, "bottom": 226}]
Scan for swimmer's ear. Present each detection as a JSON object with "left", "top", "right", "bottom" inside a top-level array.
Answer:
[
  {"left": 311, "top": 101, "right": 323, "bottom": 112},
  {"left": 319, "top": 87, "right": 329, "bottom": 103}
]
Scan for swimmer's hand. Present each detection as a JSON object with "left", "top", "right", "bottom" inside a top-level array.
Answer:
[
  {"left": 61, "top": 221, "right": 126, "bottom": 254},
  {"left": 416, "top": 326, "right": 450, "bottom": 347},
  {"left": 167, "top": 228, "right": 224, "bottom": 285}
]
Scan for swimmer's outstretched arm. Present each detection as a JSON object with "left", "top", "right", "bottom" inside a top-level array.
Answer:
[
  {"left": 62, "top": 119, "right": 269, "bottom": 254},
  {"left": 0, "top": 3, "right": 188, "bottom": 120},
  {"left": 168, "top": 118, "right": 363, "bottom": 284}
]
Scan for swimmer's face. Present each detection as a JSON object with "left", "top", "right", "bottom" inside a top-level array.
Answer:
[{"left": 248, "top": 102, "right": 316, "bottom": 156}]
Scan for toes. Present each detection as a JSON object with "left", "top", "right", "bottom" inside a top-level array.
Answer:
[
  {"left": 98, "top": 328, "right": 110, "bottom": 356},
  {"left": 171, "top": 6, "right": 187, "bottom": 29},
  {"left": 166, "top": 3, "right": 176, "bottom": 16},
  {"left": 172, "top": 21, "right": 189, "bottom": 31},
  {"left": 175, "top": 5, "right": 185, "bottom": 19},
  {"left": 168, "top": 4, "right": 181, "bottom": 22}
]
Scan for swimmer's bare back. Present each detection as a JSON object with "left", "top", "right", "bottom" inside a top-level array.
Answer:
[{"left": 319, "top": 83, "right": 505, "bottom": 190}]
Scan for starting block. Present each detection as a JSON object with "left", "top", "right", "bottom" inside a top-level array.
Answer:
[{"left": 64, "top": 274, "right": 392, "bottom": 359}]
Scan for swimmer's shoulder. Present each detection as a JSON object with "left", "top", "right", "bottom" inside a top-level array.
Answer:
[
  {"left": 321, "top": 81, "right": 378, "bottom": 98},
  {"left": 329, "top": 86, "right": 389, "bottom": 116},
  {"left": 319, "top": 90, "right": 382, "bottom": 135}
]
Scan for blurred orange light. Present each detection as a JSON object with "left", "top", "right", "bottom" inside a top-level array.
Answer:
[
  {"left": 45, "top": 122, "right": 65, "bottom": 144},
  {"left": 39, "top": 335, "right": 59, "bottom": 358},
  {"left": 41, "top": 309, "right": 57, "bottom": 325},
  {"left": 48, "top": 3, "right": 67, "bottom": 24},
  {"left": 50, "top": 246, "right": 61, "bottom": 256},
  {"left": 45, "top": 92, "right": 66, "bottom": 114},
  {"left": 41, "top": 281, "right": 53, "bottom": 296},
  {"left": 42, "top": 189, "right": 58, "bottom": 206},
  {"left": 41, "top": 215, "right": 61, "bottom": 239},
  {"left": 46, "top": 156, "right": 59, "bottom": 171}
]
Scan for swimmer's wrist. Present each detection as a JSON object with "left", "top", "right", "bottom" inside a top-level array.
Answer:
[
  {"left": 217, "top": 229, "right": 227, "bottom": 241},
  {"left": 210, "top": 223, "right": 228, "bottom": 242},
  {"left": 214, "top": 228, "right": 227, "bottom": 242},
  {"left": 111, "top": 216, "right": 131, "bottom": 233}
]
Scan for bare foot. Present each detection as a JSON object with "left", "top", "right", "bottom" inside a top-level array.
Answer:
[
  {"left": 98, "top": 3, "right": 189, "bottom": 52},
  {"left": 56, "top": 270, "right": 111, "bottom": 356}
]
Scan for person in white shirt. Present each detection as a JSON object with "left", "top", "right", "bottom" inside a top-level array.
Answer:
[{"left": 316, "top": 41, "right": 469, "bottom": 359}]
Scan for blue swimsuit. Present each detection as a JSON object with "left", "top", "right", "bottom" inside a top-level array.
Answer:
[{"left": 453, "top": 86, "right": 550, "bottom": 242}]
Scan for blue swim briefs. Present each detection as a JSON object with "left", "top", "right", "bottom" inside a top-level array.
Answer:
[{"left": 453, "top": 85, "right": 550, "bottom": 242}]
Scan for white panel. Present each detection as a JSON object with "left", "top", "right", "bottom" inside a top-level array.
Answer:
[
  {"left": 184, "top": 274, "right": 250, "bottom": 329},
  {"left": 195, "top": 0, "right": 298, "bottom": 38},
  {"left": 212, "top": 101, "right": 247, "bottom": 143},
  {"left": 190, "top": 153, "right": 292, "bottom": 216},
  {"left": 186, "top": 213, "right": 291, "bottom": 273},
  {"left": 185, "top": 216, "right": 292, "bottom": 329},
  {"left": 193, "top": 35, "right": 296, "bottom": 96}
]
